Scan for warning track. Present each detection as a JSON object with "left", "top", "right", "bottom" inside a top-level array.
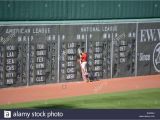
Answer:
[{"left": 0, "top": 75, "right": 160, "bottom": 105}]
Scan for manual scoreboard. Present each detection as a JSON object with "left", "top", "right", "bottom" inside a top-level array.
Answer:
[{"left": 0, "top": 21, "right": 160, "bottom": 88}]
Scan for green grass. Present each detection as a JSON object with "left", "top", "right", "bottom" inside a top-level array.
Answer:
[{"left": 1, "top": 88, "right": 160, "bottom": 109}]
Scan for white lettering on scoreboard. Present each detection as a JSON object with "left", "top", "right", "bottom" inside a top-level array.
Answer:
[
  {"left": 67, "top": 61, "right": 75, "bottom": 67},
  {"left": 66, "top": 74, "right": 75, "bottom": 80},
  {"left": 67, "top": 68, "right": 75, "bottom": 73},
  {"left": 120, "top": 52, "right": 126, "bottom": 58},
  {"left": 6, "top": 79, "right": 14, "bottom": 84},
  {"left": 37, "top": 44, "right": 45, "bottom": 49},
  {"left": 36, "top": 57, "right": 44, "bottom": 62},
  {"left": 67, "top": 49, "right": 76, "bottom": 54},
  {"left": 36, "top": 76, "right": 45, "bottom": 82},
  {"left": 67, "top": 43, "right": 76, "bottom": 48},
  {"left": 6, "top": 65, "right": 16, "bottom": 71},
  {"left": 119, "top": 46, "right": 126, "bottom": 52},
  {"left": 36, "top": 50, "right": 46, "bottom": 56},
  {"left": 67, "top": 55, "right": 76, "bottom": 61},
  {"left": 94, "top": 60, "right": 102, "bottom": 65},
  {"left": 6, "top": 59, "right": 16, "bottom": 64},
  {"left": 6, "top": 52, "right": 16, "bottom": 58},
  {"left": 6, "top": 72, "right": 16, "bottom": 78},
  {"left": 36, "top": 63, "right": 45, "bottom": 69},
  {"left": 94, "top": 66, "right": 102, "bottom": 71},
  {"left": 95, "top": 47, "right": 103, "bottom": 53},
  {"left": 95, "top": 42, "right": 103, "bottom": 47},
  {"left": 94, "top": 72, "right": 102, "bottom": 77},
  {"left": 120, "top": 58, "right": 126, "bottom": 63},
  {"left": 94, "top": 53, "right": 103, "bottom": 59},
  {"left": 36, "top": 70, "right": 45, "bottom": 76}
]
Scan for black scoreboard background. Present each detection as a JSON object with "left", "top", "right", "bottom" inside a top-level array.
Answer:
[{"left": 0, "top": 21, "right": 160, "bottom": 88}]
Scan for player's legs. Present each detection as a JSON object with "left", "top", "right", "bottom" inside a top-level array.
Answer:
[
  {"left": 81, "top": 61, "right": 90, "bottom": 82},
  {"left": 81, "top": 62, "right": 87, "bottom": 74}
]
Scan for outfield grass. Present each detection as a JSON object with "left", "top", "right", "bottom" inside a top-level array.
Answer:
[{"left": 0, "top": 88, "right": 160, "bottom": 109}]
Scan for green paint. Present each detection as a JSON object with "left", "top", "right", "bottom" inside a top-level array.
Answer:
[{"left": 0, "top": 1, "right": 160, "bottom": 21}]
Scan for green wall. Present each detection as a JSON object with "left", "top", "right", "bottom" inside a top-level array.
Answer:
[{"left": 0, "top": 0, "right": 160, "bottom": 21}]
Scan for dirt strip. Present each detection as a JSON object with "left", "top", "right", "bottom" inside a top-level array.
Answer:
[{"left": 0, "top": 75, "right": 160, "bottom": 105}]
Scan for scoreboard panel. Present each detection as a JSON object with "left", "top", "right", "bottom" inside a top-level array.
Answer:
[
  {"left": 111, "top": 24, "right": 136, "bottom": 78},
  {"left": 28, "top": 26, "right": 59, "bottom": 85},
  {"left": 59, "top": 25, "right": 87, "bottom": 82},
  {"left": 0, "top": 26, "right": 28, "bottom": 87}
]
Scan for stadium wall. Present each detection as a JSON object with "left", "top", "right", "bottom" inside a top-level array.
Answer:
[
  {"left": 0, "top": 19, "right": 160, "bottom": 88},
  {"left": 0, "top": 0, "right": 160, "bottom": 88}
]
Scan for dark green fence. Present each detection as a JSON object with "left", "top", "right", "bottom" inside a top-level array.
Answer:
[{"left": 0, "top": 0, "right": 160, "bottom": 21}]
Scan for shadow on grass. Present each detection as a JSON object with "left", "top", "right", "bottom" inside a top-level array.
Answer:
[{"left": 31, "top": 104, "right": 77, "bottom": 109}]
